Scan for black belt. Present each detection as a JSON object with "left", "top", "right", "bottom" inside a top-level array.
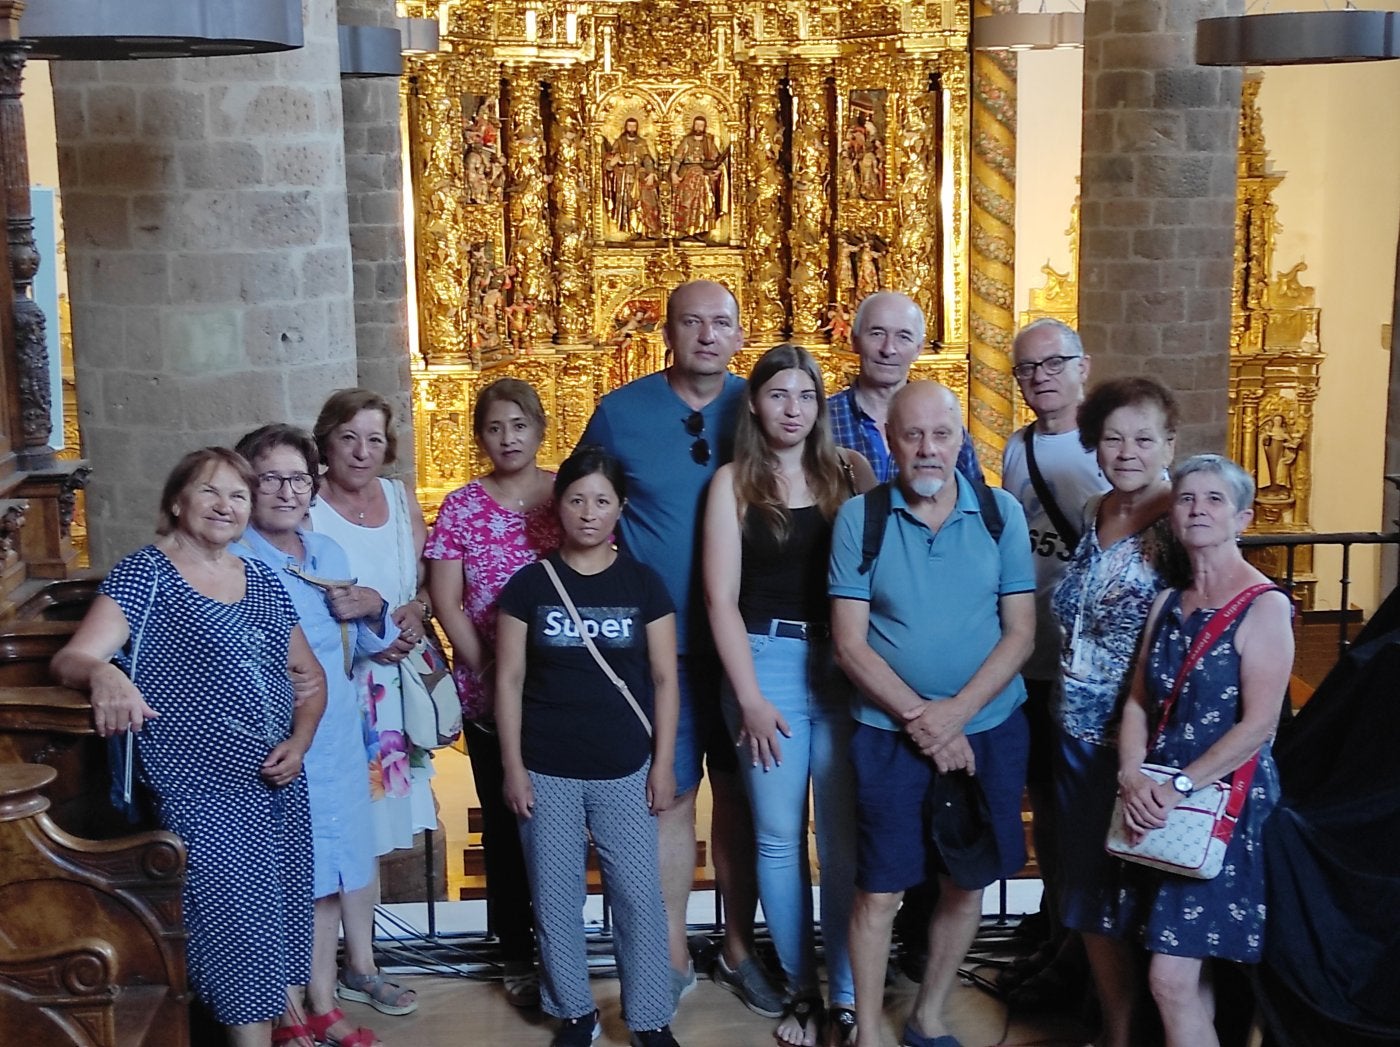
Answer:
[{"left": 745, "top": 618, "right": 829, "bottom": 641}]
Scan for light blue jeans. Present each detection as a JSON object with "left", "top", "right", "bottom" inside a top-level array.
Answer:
[{"left": 721, "top": 631, "right": 857, "bottom": 1006}]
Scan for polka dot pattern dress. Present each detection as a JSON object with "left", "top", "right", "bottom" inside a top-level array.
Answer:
[{"left": 100, "top": 547, "right": 314, "bottom": 1026}]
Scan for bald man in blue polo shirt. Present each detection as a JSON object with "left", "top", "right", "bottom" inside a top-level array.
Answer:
[{"left": 830, "top": 381, "right": 1035, "bottom": 1047}]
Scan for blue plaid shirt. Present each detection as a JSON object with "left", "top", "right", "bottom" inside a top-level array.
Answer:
[{"left": 828, "top": 383, "right": 984, "bottom": 484}]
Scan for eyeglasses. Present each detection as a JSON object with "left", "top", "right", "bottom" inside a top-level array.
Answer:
[
  {"left": 256, "top": 472, "right": 315, "bottom": 495},
  {"left": 1011, "top": 355, "right": 1083, "bottom": 381},
  {"left": 684, "top": 411, "right": 711, "bottom": 466}
]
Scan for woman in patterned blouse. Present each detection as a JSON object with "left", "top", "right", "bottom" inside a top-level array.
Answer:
[
  {"left": 1049, "top": 377, "right": 1186, "bottom": 1047},
  {"left": 425, "top": 378, "right": 562, "bottom": 1008}
]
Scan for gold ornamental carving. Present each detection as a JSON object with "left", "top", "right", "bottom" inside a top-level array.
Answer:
[
  {"left": 406, "top": 1, "right": 976, "bottom": 513},
  {"left": 1228, "top": 76, "right": 1323, "bottom": 605}
]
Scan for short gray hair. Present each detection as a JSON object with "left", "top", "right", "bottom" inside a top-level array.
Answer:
[
  {"left": 852, "top": 291, "right": 926, "bottom": 345},
  {"left": 1013, "top": 317, "right": 1084, "bottom": 359},
  {"left": 1172, "top": 454, "right": 1255, "bottom": 511}
]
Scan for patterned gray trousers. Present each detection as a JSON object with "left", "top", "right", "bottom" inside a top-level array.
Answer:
[{"left": 518, "top": 761, "right": 673, "bottom": 1030}]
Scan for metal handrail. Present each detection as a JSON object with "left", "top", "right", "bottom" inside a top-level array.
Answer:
[{"left": 1239, "top": 530, "right": 1400, "bottom": 656}]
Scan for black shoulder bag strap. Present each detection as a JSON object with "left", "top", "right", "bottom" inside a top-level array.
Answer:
[{"left": 1023, "top": 425, "right": 1081, "bottom": 552}]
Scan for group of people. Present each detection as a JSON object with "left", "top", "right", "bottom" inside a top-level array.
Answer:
[{"left": 52, "top": 279, "right": 1295, "bottom": 1047}]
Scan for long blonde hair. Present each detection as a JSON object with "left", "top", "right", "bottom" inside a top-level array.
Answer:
[{"left": 732, "top": 344, "right": 850, "bottom": 543}]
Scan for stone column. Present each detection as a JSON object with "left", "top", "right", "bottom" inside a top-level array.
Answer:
[
  {"left": 51, "top": 0, "right": 359, "bottom": 567},
  {"left": 968, "top": 0, "right": 1017, "bottom": 481},
  {"left": 1077, "top": 0, "right": 1243, "bottom": 455},
  {"left": 338, "top": 0, "right": 413, "bottom": 479}
]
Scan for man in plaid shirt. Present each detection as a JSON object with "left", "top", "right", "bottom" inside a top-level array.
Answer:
[{"left": 828, "top": 291, "right": 983, "bottom": 484}]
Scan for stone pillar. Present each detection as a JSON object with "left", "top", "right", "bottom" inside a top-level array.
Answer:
[
  {"left": 51, "top": 0, "right": 359, "bottom": 567},
  {"left": 967, "top": 0, "right": 1017, "bottom": 482},
  {"left": 338, "top": 0, "right": 413, "bottom": 478},
  {"left": 1078, "top": 0, "right": 1243, "bottom": 456}
]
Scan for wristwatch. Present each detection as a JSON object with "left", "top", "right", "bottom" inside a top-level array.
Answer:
[{"left": 1170, "top": 773, "right": 1195, "bottom": 796}]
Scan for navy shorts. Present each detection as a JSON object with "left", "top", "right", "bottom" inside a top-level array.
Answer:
[
  {"left": 850, "top": 709, "right": 1030, "bottom": 893},
  {"left": 672, "top": 652, "right": 736, "bottom": 795}
]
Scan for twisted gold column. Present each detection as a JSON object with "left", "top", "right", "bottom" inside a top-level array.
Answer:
[
  {"left": 968, "top": 0, "right": 1017, "bottom": 482},
  {"left": 787, "top": 62, "right": 832, "bottom": 341},
  {"left": 547, "top": 68, "right": 590, "bottom": 343},
  {"left": 505, "top": 70, "right": 553, "bottom": 352},
  {"left": 742, "top": 62, "right": 787, "bottom": 341}
]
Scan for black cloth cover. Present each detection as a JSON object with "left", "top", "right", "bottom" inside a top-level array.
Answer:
[{"left": 1256, "top": 584, "right": 1400, "bottom": 1044}]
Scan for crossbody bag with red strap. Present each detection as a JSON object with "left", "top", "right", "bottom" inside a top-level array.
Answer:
[{"left": 1105, "top": 582, "right": 1279, "bottom": 880}]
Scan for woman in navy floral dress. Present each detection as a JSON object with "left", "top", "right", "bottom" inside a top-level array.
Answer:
[
  {"left": 1111, "top": 455, "right": 1293, "bottom": 1047},
  {"left": 51, "top": 448, "right": 326, "bottom": 1047}
]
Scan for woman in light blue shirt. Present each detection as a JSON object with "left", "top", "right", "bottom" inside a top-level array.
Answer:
[{"left": 236, "top": 424, "right": 400, "bottom": 1047}]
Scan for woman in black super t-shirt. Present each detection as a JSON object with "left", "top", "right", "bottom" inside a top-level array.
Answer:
[{"left": 496, "top": 447, "right": 683, "bottom": 1047}]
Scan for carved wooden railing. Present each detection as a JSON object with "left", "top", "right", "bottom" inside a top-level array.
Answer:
[{"left": 0, "top": 762, "right": 187, "bottom": 1047}]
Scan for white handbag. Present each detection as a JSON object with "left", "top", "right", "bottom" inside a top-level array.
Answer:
[{"left": 1104, "top": 583, "right": 1276, "bottom": 881}]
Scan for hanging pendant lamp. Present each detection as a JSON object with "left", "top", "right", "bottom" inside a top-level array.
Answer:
[
  {"left": 1197, "top": 8, "right": 1400, "bottom": 66},
  {"left": 20, "top": 0, "right": 303, "bottom": 60},
  {"left": 339, "top": 23, "right": 403, "bottom": 78},
  {"left": 973, "top": 11, "right": 1084, "bottom": 51},
  {"left": 397, "top": 16, "right": 440, "bottom": 56}
]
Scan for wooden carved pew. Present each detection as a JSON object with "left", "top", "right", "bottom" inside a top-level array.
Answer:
[{"left": 0, "top": 746, "right": 188, "bottom": 1046}]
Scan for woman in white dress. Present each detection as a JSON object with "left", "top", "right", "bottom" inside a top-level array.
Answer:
[{"left": 308, "top": 388, "right": 433, "bottom": 1017}]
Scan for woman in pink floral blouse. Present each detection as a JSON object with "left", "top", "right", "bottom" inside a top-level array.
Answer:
[{"left": 426, "top": 378, "right": 562, "bottom": 1009}]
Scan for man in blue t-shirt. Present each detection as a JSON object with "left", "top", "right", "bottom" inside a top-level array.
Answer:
[
  {"left": 578, "top": 280, "right": 781, "bottom": 1017},
  {"left": 829, "top": 381, "right": 1035, "bottom": 1047}
]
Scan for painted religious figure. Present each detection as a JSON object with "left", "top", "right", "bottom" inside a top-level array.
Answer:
[
  {"left": 839, "top": 91, "right": 887, "bottom": 201},
  {"left": 669, "top": 115, "right": 729, "bottom": 241},
  {"left": 462, "top": 94, "right": 506, "bottom": 204},
  {"left": 602, "top": 117, "right": 663, "bottom": 239}
]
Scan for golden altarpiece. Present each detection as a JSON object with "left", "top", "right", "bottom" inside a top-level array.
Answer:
[
  {"left": 1020, "top": 76, "right": 1323, "bottom": 604},
  {"left": 402, "top": 0, "right": 976, "bottom": 507}
]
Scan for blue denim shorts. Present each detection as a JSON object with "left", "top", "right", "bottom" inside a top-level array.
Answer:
[{"left": 849, "top": 709, "right": 1030, "bottom": 893}]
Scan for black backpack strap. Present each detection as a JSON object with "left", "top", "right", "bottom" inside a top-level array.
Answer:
[
  {"left": 857, "top": 482, "right": 893, "bottom": 575},
  {"left": 970, "top": 474, "right": 1005, "bottom": 544},
  {"left": 1022, "top": 425, "right": 1081, "bottom": 552}
]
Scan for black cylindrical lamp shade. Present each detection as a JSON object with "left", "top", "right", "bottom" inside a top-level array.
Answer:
[
  {"left": 1197, "top": 10, "right": 1400, "bottom": 67},
  {"left": 20, "top": 0, "right": 304, "bottom": 60}
]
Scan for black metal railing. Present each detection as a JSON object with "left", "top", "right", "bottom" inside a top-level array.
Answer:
[{"left": 1239, "top": 531, "right": 1400, "bottom": 657}]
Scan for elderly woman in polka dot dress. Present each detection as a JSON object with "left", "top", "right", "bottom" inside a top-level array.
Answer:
[{"left": 51, "top": 447, "right": 326, "bottom": 1047}]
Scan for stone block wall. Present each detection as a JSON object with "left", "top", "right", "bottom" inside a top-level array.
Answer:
[
  {"left": 339, "top": 0, "right": 414, "bottom": 483},
  {"left": 1077, "top": 0, "right": 1243, "bottom": 456},
  {"left": 51, "top": 0, "right": 359, "bottom": 567}
]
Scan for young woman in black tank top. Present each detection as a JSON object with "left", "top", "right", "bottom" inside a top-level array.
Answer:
[{"left": 703, "top": 344, "right": 875, "bottom": 1046}]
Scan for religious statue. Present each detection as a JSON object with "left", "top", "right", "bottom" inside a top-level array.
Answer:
[
  {"left": 1257, "top": 412, "right": 1301, "bottom": 499},
  {"left": 841, "top": 232, "right": 888, "bottom": 301},
  {"left": 839, "top": 94, "right": 887, "bottom": 201},
  {"left": 462, "top": 97, "right": 506, "bottom": 204},
  {"left": 602, "top": 117, "right": 663, "bottom": 239},
  {"left": 669, "top": 114, "right": 728, "bottom": 241}
]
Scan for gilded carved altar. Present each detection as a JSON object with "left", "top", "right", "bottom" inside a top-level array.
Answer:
[{"left": 402, "top": 0, "right": 974, "bottom": 506}]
